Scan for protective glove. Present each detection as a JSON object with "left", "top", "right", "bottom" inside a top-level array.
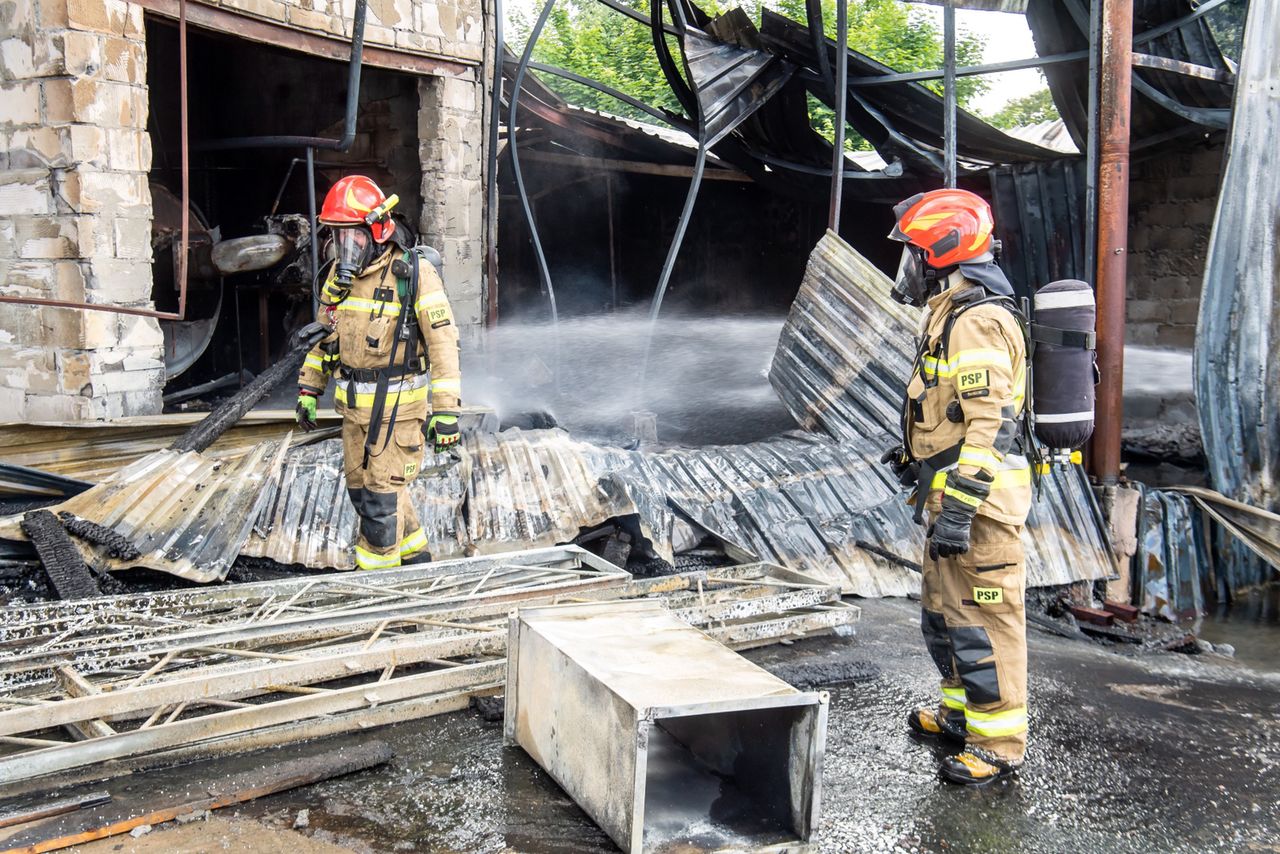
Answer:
[
  {"left": 295, "top": 391, "right": 318, "bottom": 432},
  {"left": 426, "top": 413, "right": 460, "bottom": 453},
  {"left": 927, "top": 471, "right": 992, "bottom": 559},
  {"left": 879, "top": 445, "right": 920, "bottom": 488}
]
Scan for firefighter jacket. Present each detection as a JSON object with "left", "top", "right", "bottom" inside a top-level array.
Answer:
[
  {"left": 297, "top": 247, "right": 462, "bottom": 426},
  {"left": 904, "top": 274, "right": 1031, "bottom": 526}
]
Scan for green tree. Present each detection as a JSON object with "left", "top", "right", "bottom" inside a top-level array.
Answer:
[
  {"left": 511, "top": 0, "right": 987, "bottom": 151},
  {"left": 983, "top": 87, "right": 1060, "bottom": 130}
]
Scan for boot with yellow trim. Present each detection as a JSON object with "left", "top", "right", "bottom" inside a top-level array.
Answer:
[
  {"left": 940, "top": 745, "right": 1019, "bottom": 786},
  {"left": 906, "top": 707, "right": 966, "bottom": 742}
]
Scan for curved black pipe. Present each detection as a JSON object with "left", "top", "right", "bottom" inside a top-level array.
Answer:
[
  {"left": 199, "top": 0, "right": 368, "bottom": 151},
  {"left": 522, "top": 59, "right": 694, "bottom": 131},
  {"left": 805, "top": 0, "right": 834, "bottom": 95},
  {"left": 649, "top": 0, "right": 698, "bottom": 119},
  {"left": 485, "top": 0, "right": 504, "bottom": 324},
  {"left": 508, "top": 0, "right": 561, "bottom": 325}
]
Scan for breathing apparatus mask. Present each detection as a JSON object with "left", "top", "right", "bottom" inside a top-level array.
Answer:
[
  {"left": 331, "top": 225, "right": 376, "bottom": 288},
  {"left": 891, "top": 244, "right": 939, "bottom": 308}
]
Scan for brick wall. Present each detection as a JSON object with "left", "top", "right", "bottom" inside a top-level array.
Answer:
[
  {"left": 0, "top": 0, "right": 491, "bottom": 419},
  {"left": 418, "top": 72, "right": 484, "bottom": 343},
  {"left": 0, "top": 0, "right": 164, "bottom": 420},
  {"left": 1125, "top": 140, "right": 1225, "bottom": 349}
]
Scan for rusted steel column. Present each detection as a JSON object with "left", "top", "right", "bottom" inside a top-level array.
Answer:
[{"left": 1090, "top": 0, "right": 1133, "bottom": 483}]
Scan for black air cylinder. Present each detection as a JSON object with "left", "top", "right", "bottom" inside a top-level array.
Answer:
[{"left": 1032, "top": 279, "right": 1096, "bottom": 450}]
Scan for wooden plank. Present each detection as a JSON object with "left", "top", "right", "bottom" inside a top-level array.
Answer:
[
  {"left": 132, "top": 0, "right": 473, "bottom": 77},
  {"left": 0, "top": 662, "right": 500, "bottom": 784},
  {"left": 0, "top": 793, "right": 111, "bottom": 831},
  {"left": 0, "top": 742, "right": 393, "bottom": 853}
]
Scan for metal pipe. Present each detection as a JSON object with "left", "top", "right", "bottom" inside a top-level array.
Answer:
[
  {"left": 197, "top": 0, "right": 368, "bottom": 151},
  {"left": 1084, "top": 0, "right": 1102, "bottom": 285},
  {"left": 508, "top": 0, "right": 560, "bottom": 325},
  {"left": 805, "top": 0, "right": 834, "bottom": 94},
  {"left": 0, "top": 0, "right": 192, "bottom": 321},
  {"left": 942, "top": 1, "right": 956, "bottom": 188},
  {"left": 827, "top": 0, "right": 847, "bottom": 230},
  {"left": 306, "top": 147, "right": 319, "bottom": 319},
  {"left": 485, "top": 0, "right": 503, "bottom": 327},
  {"left": 520, "top": 60, "right": 691, "bottom": 130},
  {"left": 1091, "top": 0, "right": 1134, "bottom": 483},
  {"left": 647, "top": 144, "right": 707, "bottom": 323}
]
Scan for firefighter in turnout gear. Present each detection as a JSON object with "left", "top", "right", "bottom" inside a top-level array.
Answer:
[
  {"left": 295, "top": 175, "right": 462, "bottom": 571},
  {"left": 881, "top": 188, "right": 1032, "bottom": 785}
]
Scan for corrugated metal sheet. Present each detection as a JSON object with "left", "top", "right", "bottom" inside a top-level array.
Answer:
[
  {"left": 767, "top": 230, "right": 1114, "bottom": 589},
  {"left": 988, "top": 157, "right": 1089, "bottom": 299},
  {"left": 1193, "top": 0, "right": 1279, "bottom": 593},
  {"left": 238, "top": 430, "right": 919, "bottom": 595},
  {"left": 0, "top": 440, "right": 290, "bottom": 583}
]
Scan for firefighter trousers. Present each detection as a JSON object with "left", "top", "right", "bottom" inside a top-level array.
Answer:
[
  {"left": 341, "top": 416, "right": 429, "bottom": 570},
  {"left": 920, "top": 513, "right": 1028, "bottom": 764}
]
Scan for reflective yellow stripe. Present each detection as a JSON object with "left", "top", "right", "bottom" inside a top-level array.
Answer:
[
  {"left": 932, "top": 464, "right": 1030, "bottom": 492},
  {"left": 921, "top": 348, "right": 1013, "bottom": 379},
  {"left": 336, "top": 297, "right": 401, "bottom": 314},
  {"left": 942, "top": 686, "right": 967, "bottom": 711},
  {"left": 400, "top": 528, "right": 428, "bottom": 557},
  {"left": 337, "top": 385, "right": 431, "bottom": 408},
  {"left": 431, "top": 378, "right": 461, "bottom": 393},
  {"left": 943, "top": 485, "right": 983, "bottom": 508},
  {"left": 303, "top": 355, "right": 325, "bottom": 372},
  {"left": 958, "top": 444, "right": 1001, "bottom": 470},
  {"left": 415, "top": 292, "right": 450, "bottom": 313},
  {"left": 965, "top": 706, "right": 1028, "bottom": 737},
  {"left": 355, "top": 546, "right": 400, "bottom": 570}
]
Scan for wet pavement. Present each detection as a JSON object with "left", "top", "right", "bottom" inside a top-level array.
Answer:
[{"left": 226, "top": 597, "right": 1280, "bottom": 853}]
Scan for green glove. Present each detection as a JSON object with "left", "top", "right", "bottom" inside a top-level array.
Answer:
[
  {"left": 427, "top": 413, "right": 459, "bottom": 453},
  {"left": 296, "top": 392, "right": 318, "bottom": 432}
]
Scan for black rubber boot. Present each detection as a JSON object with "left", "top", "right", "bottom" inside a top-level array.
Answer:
[
  {"left": 906, "top": 707, "right": 966, "bottom": 742},
  {"left": 940, "top": 746, "right": 1019, "bottom": 786}
]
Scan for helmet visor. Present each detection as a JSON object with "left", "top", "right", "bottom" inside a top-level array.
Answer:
[
  {"left": 332, "top": 226, "right": 374, "bottom": 273},
  {"left": 890, "top": 245, "right": 929, "bottom": 307}
]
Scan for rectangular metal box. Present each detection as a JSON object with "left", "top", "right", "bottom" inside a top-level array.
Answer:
[{"left": 505, "top": 600, "right": 828, "bottom": 853}]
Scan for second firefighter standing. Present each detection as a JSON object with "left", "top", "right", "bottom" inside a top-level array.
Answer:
[
  {"left": 881, "top": 188, "right": 1032, "bottom": 786},
  {"left": 296, "top": 175, "right": 462, "bottom": 571}
]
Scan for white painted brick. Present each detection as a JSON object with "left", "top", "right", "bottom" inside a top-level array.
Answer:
[
  {"left": 0, "top": 384, "right": 26, "bottom": 420},
  {"left": 1, "top": 81, "right": 41, "bottom": 126},
  {"left": 0, "top": 39, "right": 35, "bottom": 80}
]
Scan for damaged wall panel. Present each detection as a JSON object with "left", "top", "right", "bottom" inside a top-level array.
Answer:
[{"left": 1193, "top": 0, "right": 1280, "bottom": 592}]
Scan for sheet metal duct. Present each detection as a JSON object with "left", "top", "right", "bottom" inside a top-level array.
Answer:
[
  {"left": 505, "top": 600, "right": 826, "bottom": 853},
  {"left": 1194, "top": 0, "right": 1279, "bottom": 590}
]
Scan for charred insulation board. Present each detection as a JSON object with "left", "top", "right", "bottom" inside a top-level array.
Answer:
[{"left": 505, "top": 600, "right": 826, "bottom": 854}]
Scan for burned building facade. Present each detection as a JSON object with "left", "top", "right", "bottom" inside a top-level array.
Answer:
[{"left": 0, "top": 0, "right": 493, "bottom": 420}]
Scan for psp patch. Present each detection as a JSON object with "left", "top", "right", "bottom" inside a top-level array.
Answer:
[
  {"left": 427, "top": 306, "right": 450, "bottom": 326},
  {"left": 957, "top": 368, "right": 989, "bottom": 392},
  {"left": 404, "top": 461, "right": 418, "bottom": 478},
  {"left": 972, "top": 586, "right": 1004, "bottom": 605}
]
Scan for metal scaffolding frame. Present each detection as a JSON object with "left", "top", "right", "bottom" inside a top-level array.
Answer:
[{"left": 0, "top": 546, "right": 858, "bottom": 793}]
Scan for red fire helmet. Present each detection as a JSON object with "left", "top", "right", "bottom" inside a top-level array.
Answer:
[
  {"left": 319, "top": 175, "right": 398, "bottom": 243},
  {"left": 888, "top": 188, "right": 994, "bottom": 268}
]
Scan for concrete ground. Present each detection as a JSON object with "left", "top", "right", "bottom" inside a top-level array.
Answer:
[{"left": 136, "top": 597, "right": 1278, "bottom": 854}]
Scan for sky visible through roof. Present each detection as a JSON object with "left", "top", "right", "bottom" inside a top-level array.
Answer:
[{"left": 503, "top": 0, "right": 1047, "bottom": 117}]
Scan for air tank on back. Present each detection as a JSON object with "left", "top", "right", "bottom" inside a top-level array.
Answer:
[{"left": 1031, "top": 279, "right": 1096, "bottom": 452}]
